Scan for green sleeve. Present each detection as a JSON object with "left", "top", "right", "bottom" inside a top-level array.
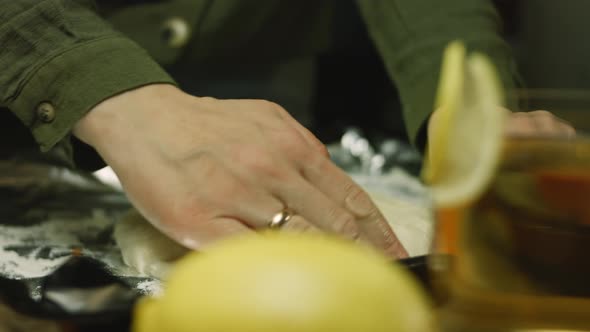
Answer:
[
  {"left": 356, "top": 0, "right": 520, "bottom": 151},
  {"left": 0, "top": 0, "right": 175, "bottom": 156}
]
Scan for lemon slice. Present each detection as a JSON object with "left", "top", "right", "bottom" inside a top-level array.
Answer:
[{"left": 422, "top": 41, "right": 507, "bottom": 207}]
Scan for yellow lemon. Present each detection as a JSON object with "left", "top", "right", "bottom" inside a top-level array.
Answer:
[
  {"left": 423, "top": 41, "right": 508, "bottom": 207},
  {"left": 133, "top": 233, "right": 435, "bottom": 332}
]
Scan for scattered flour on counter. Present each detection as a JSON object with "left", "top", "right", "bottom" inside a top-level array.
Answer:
[
  {"left": 0, "top": 208, "right": 164, "bottom": 296},
  {"left": 135, "top": 280, "right": 164, "bottom": 297},
  {"left": 0, "top": 209, "right": 113, "bottom": 247},
  {"left": 0, "top": 250, "right": 70, "bottom": 280},
  {"left": 0, "top": 209, "right": 114, "bottom": 279}
]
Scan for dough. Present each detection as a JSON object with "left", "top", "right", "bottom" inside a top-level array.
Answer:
[
  {"left": 114, "top": 193, "right": 433, "bottom": 279},
  {"left": 114, "top": 210, "right": 188, "bottom": 279},
  {"left": 367, "top": 191, "right": 433, "bottom": 257}
]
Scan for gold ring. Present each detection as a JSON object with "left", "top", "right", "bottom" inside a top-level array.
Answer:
[{"left": 268, "top": 209, "right": 294, "bottom": 229}]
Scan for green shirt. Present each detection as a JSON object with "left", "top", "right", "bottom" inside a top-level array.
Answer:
[{"left": 0, "top": 0, "right": 518, "bottom": 168}]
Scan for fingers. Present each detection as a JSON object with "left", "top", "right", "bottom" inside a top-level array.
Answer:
[
  {"left": 262, "top": 106, "right": 407, "bottom": 256},
  {"left": 170, "top": 217, "right": 255, "bottom": 250},
  {"left": 507, "top": 111, "right": 576, "bottom": 138},
  {"left": 260, "top": 104, "right": 409, "bottom": 257},
  {"left": 227, "top": 187, "right": 321, "bottom": 234},
  {"left": 355, "top": 231, "right": 409, "bottom": 259},
  {"left": 299, "top": 155, "right": 408, "bottom": 257},
  {"left": 276, "top": 107, "right": 330, "bottom": 158},
  {"left": 228, "top": 190, "right": 286, "bottom": 229},
  {"left": 167, "top": 188, "right": 325, "bottom": 249},
  {"left": 279, "top": 215, "right": 321, "bottom": 233},
  {"left": 273, "top": 175, "right": 360, "bottom": 240},
  {"left": 505, "top": 112, "right": 534, "bottom": 136},
  {"left": 357, "top": 224, "right": 409, "bottom": 258}
]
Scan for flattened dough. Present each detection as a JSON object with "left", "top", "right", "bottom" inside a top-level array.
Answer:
[
  {"left": 114, "top": 210, "right": 188, "bottom": 279},
  {"left": 366, "top": 191, "right": 433, "bottom": 256},
  {"left": 114, "top": 193, "right": 433, "bottom": 279}
]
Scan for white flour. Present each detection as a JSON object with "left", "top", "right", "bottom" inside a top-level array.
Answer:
[
  {"left": 135, "top": 280, "right": 164, "bottom": 297},
  {"left": 0, "top": 210, "right": 112, "bottom": 279},
  {"left": 0, "top": 207, "right": 165, "bottom": 297},
  {"left": 0, "top": 250, "right": 70, "bottom": 280}
]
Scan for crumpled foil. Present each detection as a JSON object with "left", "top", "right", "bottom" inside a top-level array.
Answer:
[
  {"left": 329, "top": 127, "right": 423, "bottom": 177},
  {"left": 328, "top": 127, "right": 426, "bottom": 203},
  {"left": 0, "top": 159, "right": 151, "bottom": 306}
]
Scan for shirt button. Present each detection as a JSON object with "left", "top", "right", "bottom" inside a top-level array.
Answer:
[
  {"left": 161, "top": 17, "right": 190, "bottom": 48},
  {"left": 36, "top": 102, "right": 56, "bottom": 123}
]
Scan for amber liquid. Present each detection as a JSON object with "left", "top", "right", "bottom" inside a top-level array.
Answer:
[{"left": 432, "top": 138, "right": 590, "bottom": 331}]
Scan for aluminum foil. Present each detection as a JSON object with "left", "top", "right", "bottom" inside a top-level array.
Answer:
[
  {"left": 0, "top": 159, "right": 151, "bottom": 305},
  {"left": 329, "top": 128, "right": 422, "bottom": 175},
  {"left": 328, "top": 127, "right": 426, "bottom": 203}
]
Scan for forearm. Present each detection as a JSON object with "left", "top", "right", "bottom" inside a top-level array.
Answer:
[{"left": 0, "top": 0, "right": 175, "bottom": 157}]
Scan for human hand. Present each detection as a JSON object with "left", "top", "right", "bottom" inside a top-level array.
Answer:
[
  {"left": 429, "top": 109, "right": 576, "bottom": 141},
  {"left": 504, "top": 110, "right": 576, "bottom": 138},
  {"left": 73, "top": 84, "right": 408, "bottom": 258}
]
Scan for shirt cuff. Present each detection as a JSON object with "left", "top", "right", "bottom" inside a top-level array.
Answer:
[{"left": 7, "top": 36, "right": 176, "bottom": 152}]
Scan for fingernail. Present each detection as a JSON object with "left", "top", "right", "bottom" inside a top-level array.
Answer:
[
  {"left": 387, "top": 241, "right": 409, "bottom": 259},
  {"left": 335, "top": 215, "right": 359, "bottom": 240},
  {"left": 344, "top": 190, "right": 373, "bottom": 217},
  {"left": 344, "top": 222, "right": 360, "bottom": 240}
]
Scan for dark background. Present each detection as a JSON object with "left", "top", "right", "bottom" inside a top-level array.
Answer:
[{"left": 312, "top": 0, "right": 590, "bottom": 144}]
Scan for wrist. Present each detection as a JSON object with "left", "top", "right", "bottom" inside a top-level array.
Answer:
[{"left": 72, "top": 84, "right": 182, "bottom": 148}]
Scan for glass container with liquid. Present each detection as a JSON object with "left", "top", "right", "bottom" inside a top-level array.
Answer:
[{"left": 432, "top": 137, "right": 590, "bottom": 331}]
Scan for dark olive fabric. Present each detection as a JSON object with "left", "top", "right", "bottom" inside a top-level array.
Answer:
[
  {"left": 357, "top": 0, "right": 519, "bottom": 149},
  {"left": 0, "top": 1, "right": 175, "bottom": 156},
  {"left": 0, "top": 0, "right": 518, "bottom": 168}
]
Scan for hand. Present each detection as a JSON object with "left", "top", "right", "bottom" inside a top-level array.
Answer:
[
  {"left": 74, "top": 84, "right": 408, "bottom": 258},
  {"left": 429, "top": 108, "right": 576, "bottom": 140},
  {"left": 505, "top": 110, "right": 576, "bottom": 138}
]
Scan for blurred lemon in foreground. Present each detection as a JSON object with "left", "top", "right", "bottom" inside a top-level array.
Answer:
[
  {"left": 133, "top": 233, "right": 434, "bottom": 332},
  {"left": 423, "top": 41, "right": 507, "bottom": 207}
]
